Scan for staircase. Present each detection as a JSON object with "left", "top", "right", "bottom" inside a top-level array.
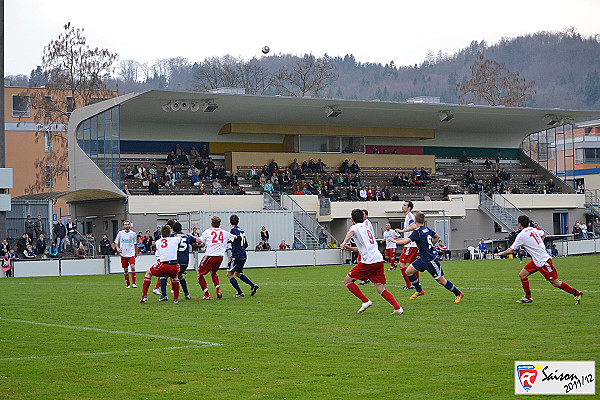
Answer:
[
  {"left": 479, "top": 192, "right": 524, "bottom": 231},
  {"left": 584, "top": 190, "right": 600, "bottom": 217},
  {"left": 264, "top": 193, "right": 337, "bottom": 249}
]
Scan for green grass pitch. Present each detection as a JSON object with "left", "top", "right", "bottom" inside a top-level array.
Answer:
[{"left": 0, "top": 255, "right": 598, "bottom": 399}]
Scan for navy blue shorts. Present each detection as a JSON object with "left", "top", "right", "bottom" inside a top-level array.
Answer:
[
  {"left": 227, "top": 257, "right": 247, "bottom": 274},
  {"left": 412, "top": 257, "right": 444, "bottom": 280}
]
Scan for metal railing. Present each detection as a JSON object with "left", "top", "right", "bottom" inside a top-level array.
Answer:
[
  {"left": 479, "top": 192, "right": 522, "bottom": 231},
  {"left": 279, "top": 194, "right": 338, "bottom": 249},
  {"left": 585, "top": 189, "right": 600, "bottom": 216}
]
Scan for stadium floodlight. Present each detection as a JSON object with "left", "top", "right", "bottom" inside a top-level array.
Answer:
[
  {"left": 180, "top": 101, "right": 189, "bottom": 111},
  {"left": 161, "top": 102, "right": 171, "bottom": 112},
  {"left": 203, "top": 102, "right": 218, "bottom": 112},
  {"left": 190, "top": 102, "right": 200, "bottom": 112},
  {"left": 440, "top": 111, "right": 454, "bottom": 122},
  {"left": 170, "top": 101, "right": 180, "bottom": 111},
  {"left": 325, "top": 106, "right": 341, "bottom": 118}
]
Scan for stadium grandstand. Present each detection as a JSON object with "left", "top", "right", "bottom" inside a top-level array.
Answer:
[{"left": 64, "top": 90, "right": 599, "bottom": 255}]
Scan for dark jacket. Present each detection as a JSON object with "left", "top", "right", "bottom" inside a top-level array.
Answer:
[
  {"left": 148, "top": 181, "right": 159, "bottom": 195},
  {"left": 36, "top": 239, "right": 46, "bottom": 255},
  {"left": 100, "top": 238, "right": 113, "bottom": 255},
  {"left": 54, "top": 222, "right": 67, "bottom": 239}
]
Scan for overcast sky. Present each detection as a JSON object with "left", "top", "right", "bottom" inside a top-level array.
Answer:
[{"left": 6, "top": 0, "right": 600, "bottom": 76}]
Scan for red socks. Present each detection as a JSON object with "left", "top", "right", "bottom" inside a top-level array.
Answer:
[
  {"left": 559, "top": 281, "right": 577, "bottom": 296},
  {"left": 521, "top": 278, "right": 531, "bottom": 298},
  {"left": 400, "top": 267, "right": 412, "bottom": 287},
  {"left": 131, "top": 271, "right": 136, "bottom": 284},
  {"left": 172, "top": 279, "right": 180, "bottom": 300},
  {"left": 346, "top": 282, "right": 369, "bottom": 302},
  {"left": 211, "top": 273, "right": 220, "bottom": 287},
  {"left": 198, "top": 275, "right": 208, "bottom": 291},
  {"left": 142, "top": 277, "right": 151, "bottom": 296},
  {"left": 124, "top": 271, "right": 130, "bottom": 286},
  {"left": 381, "top": 290, "right": 401, "bottom": 309}
]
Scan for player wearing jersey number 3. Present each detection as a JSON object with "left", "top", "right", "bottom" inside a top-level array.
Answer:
[
  {"left": 498, "top": 215, "right": 582, "bottom": 305},
  {"left": 140, "top": 225, "right": 181, "bottom": 304},
  {"left": 341, "top": 209, "right": 403, "bottom": 315}
]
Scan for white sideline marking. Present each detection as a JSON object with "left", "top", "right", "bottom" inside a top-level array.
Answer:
[
  {"left": 0, "top": 317, "right": 222, "bottom": 347},
  {"left": 0, "top": 345, "right": 203, "bottom": 361}
]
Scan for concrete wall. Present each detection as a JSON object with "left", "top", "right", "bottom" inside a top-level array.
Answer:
[{"left": 127, "top": 195, "right": 264, "bottom": 214}]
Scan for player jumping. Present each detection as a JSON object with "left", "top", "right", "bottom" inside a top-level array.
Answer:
[
  {"left": 389, "top": 211, "right": 464, "bottom": 303},
  {"left": 140, "top": 224, "right": 182, "bottom": 303},
  {"left": 227, "top": 214, "right": 259, "bottom": 297},
  {"left": 498, "top": 215, "right": 582, "bottom": 305},
  {"left": 341, "top": 208, "right": 403, "bottom": 315},
  {"left": 114, "top": 220, "right": 137, "bottom": 288},
  {"left": 197, "top": 216, "right": 236, "bottom": 300}
]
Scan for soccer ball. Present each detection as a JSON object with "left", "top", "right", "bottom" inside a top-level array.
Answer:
[{"left": 262, "top": 46, "right": 270, "bottom": 54}]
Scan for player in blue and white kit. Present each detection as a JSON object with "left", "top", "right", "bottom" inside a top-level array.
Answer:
[
  {"left": 227, "top": 214, "right": 259, "bottom": 297},
  {"left": 388, "top": 211, "right": 464, "bottom": 303},
  {"left": 158, "top": 221, "right": 196, "bottom": 301}
]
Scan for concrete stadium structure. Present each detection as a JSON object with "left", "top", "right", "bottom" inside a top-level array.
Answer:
[{"left": 66, "top": 90, "right": 599, "bottom": 253}]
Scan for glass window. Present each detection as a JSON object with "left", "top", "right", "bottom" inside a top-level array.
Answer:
[
  {"left": 341, "top": 137, "right": 364, "bottom": 153},
  {"left": 45, "top": 165, "right": 54, "bottom": 188},
  {"left": 12, "top": 95, "right": 30, "bottom": 117},
  {"left": 44, "top": 96, "right": 53, "bottom": 118},
  {"left": 584, "top": 148, "right": 597, "bottom": 163},
  {"left": 44, "top": 131, "right": 53, "bottom": 153},
  {"left": 66, "top": 96, "right": 75, "bottom": 115}
]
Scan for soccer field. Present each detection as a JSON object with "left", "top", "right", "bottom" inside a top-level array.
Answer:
[{"left": 0, "top": 255, "right": 598, "bottom": 399}]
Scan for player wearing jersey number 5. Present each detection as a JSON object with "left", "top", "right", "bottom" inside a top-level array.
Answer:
[
  {"left": 140, "top": 225, "right": 181, "bottom": 303},
  {"left": 393, "top": 201, "right": 420, "bottom": 289},
  {"left": 389, "top": 211, "right": 464, "bottom": 303},
  {"left": 197, "top": 216, "right": 237, "bottom": 300},
  {"left": 341, "top": 209, "right": 403, "bottom": 315},
  {"left": 498, "top": 215, "right": 582, "bottom": 305}
]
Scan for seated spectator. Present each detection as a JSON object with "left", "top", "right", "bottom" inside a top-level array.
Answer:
[
  {"left": 226, "top": 172, "right": 239, "bottom": 187},
  {"left": 281, "top": 170, "right": 292, "bottom": 187},
  {"left": 248, "top": 165, "right": 258, "bottom": 180},
  {"left": 237, "top": 187, "right": 246, "bottom": 195},
  {"left": 301, "top": 160, "right": 311, "bottom": 173},
  {"left": 551, "top": 244, "right": 559, "bottom": 257},
  {"left": 198, "top": 183, "right": 207, "bottom": 195},
  {"left": 316, "top": 158, "right": 326, "bottom": 173},
  {"left": 24, "top": 244, "right": 36, "bottom": 259},
  {"left": 190, "top": 173, "right": 201, "bottom": 187},
  {"left": 391, "top": 192, "right": 400, "bottom": 201},
  {"left": 263, "top": 179, "right": 278, "bottom": 194},
  {"left": 391, "top": 148, "right": 398, "bottom": 154},
  {"left": 511, "top": 186, "right": 521, "bottom": 194},
  {"left": 342, "top": 146, "right": 351, "bottom": 153},
  {"left": 148, "top": 164, "right": 158, "bottom": 179},
  {"left": 381, "top": 186, "right": 391, "bottom": 200},
  {"left": 372, "top": 147, "right": 379, "bottom": 154},
  {"left": 484, "top": 157, "right": 493, "bottom": 169},
  {"left": 359, "top": 187, "right": 367, "bottom": 200},
  {"left": 263, "top": 240, "right": 271, "bottom": 250},
  {"left": 166, "top": 151, "right": 177, "bottom": 165},
  {"left": 383, "top": 148, "right": 388, "bottom": 154},
  {"left": 458, "top": 150, "right": 472, "bottom": 163},
  {"left": 187, "top": 166, "right": 199, "bottom": 178},
  {"left": 199, "top": 144, "right": 209, "bottom": 159},
  {"left": 572, "top": 222, "right": 582, "bottom": 240},
  {"left": 279, "top": 240, "right": 291, "bottom": 250},
  {"left": 200, "top": 166, "right": 211, "bottom": 179},
  {"left": 478, "top": 239, "right": 488, "bottom": 257},
  {"left": 148, "top": 178, "right": 159, "bottom": 194},
  {"left": 36, "top": 234, "right": 46, "bottom": 255},
  {"left": 587, "top": 222, "right": 595, "bottom": 238},
  {"left": 178, "top": 152, "right": 190, "bottom": 165},
  {"left": 161, "top": 171, "right": 173, "bottom": 187},
  {"left": 259, "top": 173, "right": 267, "bottom": 187},
  {"left": 290, "top": 158, "right": 301, "bottom": 179},
  {"left": 273, "top": 180, "right": 282, "bottom": 194},
  {"left": 308, "top": 159, "right": 317, "bottom": 173},
  {"left": 436, "top": 241, "right": 451, "bottom": 260},
  {"left": 527, "top": 174, "right": 537, "bottom": 187},
  {"left": 216, "top": 165, "right": 227, "bottom": 179},
  {"left": 292, "top": 185, "right": 304, "bottom": 195},
  {"left": 48, "top": 240, "right": 60, "bottom": 258},
  {"left": 206, "top": 157, "right": 215, "bottom": 171},
  {"left": 255, "top": 242, "right": 264, "bottom": 251},
  {"left": 123, "top": 165, "right": 135, "bottom": 179},
  {"left": 401, "top": 172, "right": 412, "bottom": 186},
  {"left": 420, "top": 167, "right": 431, "bottom": 180},
  {"left": 576, "top": 182, "right": 585, "bottom": 194},
  {"left": 340, "top": 159, "right": 350, "bottom": 173},
  {"left": 213, "top": 178, "right": 226, "bottom": 195},
  {"left": 194, "top": 157, "right": 205, "bottom": 170},
  {"left": 352, "top": 174, "right": 361, "bottom": 187},
  {"left": 412, "top": 174, "right": 425, "bottom": 187},
  {"left": 424, "top": 191, "right": 432, "bottom": 201},
  {"left": 349, "top": 160, "right": 361, "bottom": 174},
  {"left": 75, "top": 243, "right": 86, "bottom": 259},
  {"left": 500, "top": 168, "right": 511, "bottom": 181},
  {"left": 493, "top": 244, "right": 505, "bottom": 259},
  {"left": 122, "top": 184, "right": 132, "bottom": 195},
  {"left": 166, "top": 165, "right": 181, "bottom": 181},
  {"left": 580, "top": 221, "right": 588, "bottom": 239}
]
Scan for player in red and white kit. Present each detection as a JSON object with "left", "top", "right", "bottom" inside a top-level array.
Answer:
[
  {"left": 380, "top": 223, "right": 399, "bottom": 270},
  {"left": 197, "top": 216, "right": 237, "bottom": 300},
  {"left": 140, "top": 224, "right": 182, "bottom": 303},
  {"left": 341, "top": 209, "right": 403, "bottom": 315},
  {"left": 498, "top": 215, "right": 583, "bottom": 305},
  {"left": 394, "top": 201, "right": 420, "bottom": 289},
  {"left": 114, "top": 220, "right": 137, "bottom": 288}
]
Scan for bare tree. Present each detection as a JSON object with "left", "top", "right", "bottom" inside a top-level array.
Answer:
[
  {"left": 23, "top": 22, "right": 118, "bottom": 194},
  {"left": 117, "top": 60, "right": 141, "bottom": 82},
  {"left": 272, "top": 53, "right": 338, "bottom": 97},
  {"left": 457, "top": 54, "right": 535, "bottom": 107},
  {"left": 193, "top": 55, "right": 242, "bottom": 91},
  {"left": 238, "top": 59, "right": 272, "bottom": 95}
]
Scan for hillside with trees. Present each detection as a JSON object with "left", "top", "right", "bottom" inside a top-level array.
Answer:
[{"left": 6, "top": 27, "right": 600, "bottom": 110}]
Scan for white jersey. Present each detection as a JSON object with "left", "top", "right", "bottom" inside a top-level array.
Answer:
[
  {"left": 351, "top": 222, "right": 384, "bottom": 264},
  {"left": 200, "top": 227, "right": 236, "bottom": 257},
  {"left": 383, "top": 229, "right": 400, "bottom": 249},
  {"left": 510, "top": 227, "right": 550, "bottom": 267},
  {"left": 114, "top": 230, "right": 137, "bottom": 257},
  {"left": 403, "top": 211, "right": 417, "bottom": 248},
  {"left": 155, "top": 236, "right": 182, "bottom": 263}
]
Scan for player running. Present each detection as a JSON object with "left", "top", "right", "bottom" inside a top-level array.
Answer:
[
  {"left": 197, "top": 216, "right": 236, "bottom": 300},
  {"left": 157, "top": 221, "right": 196, "bottom": 301},
  {"left": 380, "top": 223, "right": 399, "bottom": 270},
  {"left": 140, "top": 224, "right": 182, "bottom": 304},
  {"left": 227, "top": 214, "right": 259, "bottom": 297},
  {"left": 341, "top": 208, "right": 403, "bottom": 315},
  {"left": 388, "top": 211, "right": 464, "bottom": 303},
  {"left": 498, "top": 215, "right": 582, "bottom": 304},
  {"left": 394, "top": 201, "right": 420, "bottom": 289},
  {"left": 114, "top": 220, "right": 137, "bottom": 288}
]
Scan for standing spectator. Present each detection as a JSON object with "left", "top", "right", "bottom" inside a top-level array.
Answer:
[
  {"left": 25, "top": 215, "right": 35, "bottom": 240},
  {"left": 593, "top": 217, "right": 600, "bottom": 237},
  {"left": 199, "top": 144, "right": 209, "bottom": 159},
  {"left": 17, "top": 233, "right": 30, "bottom": 255},
  {"left": 507, "top": 228, "right": 518, "bottom": 247},
  {"left": 572, "top": 222, "right": 582, "bottom": 240},
  {"left": 34, "top": 215, "right": 44, "bottom": 240},
  {"left": 66, "top": 217, "right": 80, "bottom": 253},
  {"left": 122, "top": 185, "right": 132, "bottom": 195},
  {"left": 143, "top": 231, "right": 154, "bottom": 253},
  {"left": 148, "top": 178, "right": 159, "bottom": 194},
  {"left": 99, "top": 234, "right": 113, "bottom": 255},
  {"left": 547, "top": 179, "right": 556, "bottom": 193},
  {"left": 580, "top": 221, "right": 588, "bottom": 239},
  {"left": 153, "top": 226, "right": 162, "bottom": 242},
  {"left": 0, "top": 238, "right": 10, "bottom": 257},
  {"left": 495, "top": 150, "right": 501, "bottom": 165},
  {"left": 318, "top": 228, "right": 328, "bottom": 248},
  {"left": 36, "top": 234, "right": 46, "bottom": 255},
  {"left": 3, "top": 251, "right": 15, "bottom": 277},
  {"left": 189, "top": 146, "right": 200, "bottom": 161},
  {"left": 53, "top": 219, "right": 66, "bottom": 254},
  {"left": 260, "top": 226, "right": 269, "bottom": 244}
]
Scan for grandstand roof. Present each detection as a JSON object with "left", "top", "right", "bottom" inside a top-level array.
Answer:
[
  {"left": 119, "top": 90, "right": 599, "bottom": 139},
  {"left": 14, "top": 189, "right": 125, "bottom": 202}
]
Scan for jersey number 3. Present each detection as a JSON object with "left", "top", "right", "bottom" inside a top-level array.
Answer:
[
  {"left": 211, "top": 231, "right": 224, "bottom": 243},
  {"left": 160, "top": 238, "right": 168, "bottom": 248}
]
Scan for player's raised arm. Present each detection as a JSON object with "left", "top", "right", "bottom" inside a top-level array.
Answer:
[
  {"left": 431, "top": 233, "right": 440, "bottom": 245},
  {"left": 389, "top": 236, "right": 411, "bottom": 246},
  {"left": 340, "top": 229, "right": 355, "bottom": 251}
]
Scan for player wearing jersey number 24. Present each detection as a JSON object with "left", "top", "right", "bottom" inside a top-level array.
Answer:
[
  {"left": 341, "top": 209, "right": 403, "bottom": 315},
  {"left": 498, "top": 215, "right": 582, "bottom": 305}
]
